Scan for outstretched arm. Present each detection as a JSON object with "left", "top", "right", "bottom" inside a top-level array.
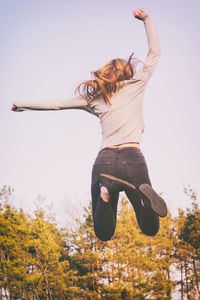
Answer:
[
  {"left": 11, "top": 96, "right": 94, "bottom": 114},
  {"left": 133, "top": 8, "right": 161, "bottom": 81}
]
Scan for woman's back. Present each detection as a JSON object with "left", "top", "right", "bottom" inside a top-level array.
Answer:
[{"left": 90, "top": 80, "right": 146, "bottom": 149}]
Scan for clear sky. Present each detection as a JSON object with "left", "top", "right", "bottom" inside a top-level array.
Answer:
[{"left": 1, "top": 0, "right": 200, "bottom": 223}]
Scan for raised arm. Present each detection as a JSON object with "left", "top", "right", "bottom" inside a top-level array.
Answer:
[
  {"left": 133, "top": 8, "right": 161, "bottom": 81},
  {"left": 11, "top": 96, "right": 94, "bottom": 114}
]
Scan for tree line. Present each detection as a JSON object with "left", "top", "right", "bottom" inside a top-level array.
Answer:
[{"left": 0, "top": 185, "right": 199, "bottom": 299}]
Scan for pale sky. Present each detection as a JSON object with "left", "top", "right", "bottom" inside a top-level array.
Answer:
[{"left": 1, "top": 0, "right": 200, "bottom": 223}]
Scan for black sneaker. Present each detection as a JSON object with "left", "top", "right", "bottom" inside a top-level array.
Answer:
[
  {"left": 100, "top": 173, "right": 136, "bottom": 195},
  {"left": 139, "top": 183, "right": 167, "bottom": 217}
]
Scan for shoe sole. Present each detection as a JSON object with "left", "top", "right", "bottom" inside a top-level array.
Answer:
[
  {"left": 139, "top": 184, "right": 167, "bottom": 217},
  {"left": 100, "top": 173, "right": 136, "bottom": 191}
]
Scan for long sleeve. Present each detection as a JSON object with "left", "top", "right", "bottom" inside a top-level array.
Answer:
[
  {"left": 134, "top": 13, "right": 161, "bottom": 82},
  {"left": 14, "top": 95, "right": 94, "bottom": 114}
]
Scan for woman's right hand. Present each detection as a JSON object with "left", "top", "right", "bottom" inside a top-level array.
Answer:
[
  {"left": 133, "top": 8, "right": 147, "bottom": 21},
  {"left": 11, "top": 104, "right": 19, "bottom": 112}
]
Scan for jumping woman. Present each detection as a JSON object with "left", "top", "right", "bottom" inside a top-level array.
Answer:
[{"left": 12, "top": 8, "right": 167, "bottom": 241}]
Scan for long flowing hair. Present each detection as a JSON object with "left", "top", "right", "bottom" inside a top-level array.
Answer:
[{"left": 76, "top": 53, "right": 137, "bottom": 105}]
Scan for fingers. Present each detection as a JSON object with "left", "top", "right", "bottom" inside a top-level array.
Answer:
[
  {"left": 134, "top": 8, "right": 143, "bottom": 16},
  {"left": 133, "top": 8, "right": 145, "bottom": 19},
  {"left": 11, "top": 104, "right": 17, "bottom": 111}
]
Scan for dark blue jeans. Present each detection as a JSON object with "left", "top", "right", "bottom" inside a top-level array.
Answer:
[{"left": 91, "top": 147, "right": 159, "bottom": 241}]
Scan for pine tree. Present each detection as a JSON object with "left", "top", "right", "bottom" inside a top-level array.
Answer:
[
  {"left": 180, "top": 186, "right": 200, "bottom": 299},
  {"left": 173, "top": 186, "right": 200, "bottom": 300},
  {"left": 112, "top": 197, "right": 176, "bottom": 299},
  {"left": 29, "top": 201, "right": 72, "bottom": 299},
  {"left": 0, "top": 186, "right": 34, "bottom": 299},
  {"left": 69, "top": 203, "right": 105, "bottom": 299}
]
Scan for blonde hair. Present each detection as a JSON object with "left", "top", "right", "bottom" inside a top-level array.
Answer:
[{"left": 76, "top": 53, "right": 136, "bottom": 105}]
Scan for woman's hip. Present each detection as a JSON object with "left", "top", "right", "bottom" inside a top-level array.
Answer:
[{"left": 92, "top": 147, "right": 150, "bottom": 186}]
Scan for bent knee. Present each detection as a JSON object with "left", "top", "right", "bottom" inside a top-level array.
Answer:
[
  {"left": 94, "top": 229, "right": 114, "bottom": 242},
  {"left": 141, "top": 223, "right": 160, "bottom": 237}
]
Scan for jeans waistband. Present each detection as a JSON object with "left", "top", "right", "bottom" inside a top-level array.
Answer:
[{"left": 99, "top": 147, "right": 140, "bottom": 154}]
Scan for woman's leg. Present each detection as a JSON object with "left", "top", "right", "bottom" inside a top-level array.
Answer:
[
  {"left": 92, "top": 185, "right": 119, "bottom": 241},
  {"left": 125, "top": 189, "right": 159, "bottom": 236},
  {"left": 91, "top": 149, "right": 119, "bottom": 241},
  {"left": 116, "top": 148, "right": 160, "bottom": 236}
]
